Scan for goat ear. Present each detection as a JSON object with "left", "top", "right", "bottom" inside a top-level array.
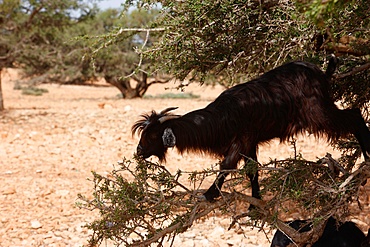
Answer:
[{"left": 162, "top": 128, "right": 176, "bottom": 147}]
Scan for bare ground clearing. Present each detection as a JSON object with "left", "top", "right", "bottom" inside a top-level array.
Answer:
[{"left": 1, "top": 69, "right": 369, "bottom": 247}]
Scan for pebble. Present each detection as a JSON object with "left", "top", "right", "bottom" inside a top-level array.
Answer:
[
  {"left": 55, "top": 189, "right": 70, "bottom": 197},
  {"left": 124, "top": 105, "right": 132, "bottom": 112},
  {"left": 3, "top": 187, "right": 16, "bottom": 195},
  {"left": 30, "top": 220, "right": 43, "bottom": 229}
]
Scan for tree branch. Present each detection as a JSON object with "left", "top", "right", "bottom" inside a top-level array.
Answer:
[
  {"left": 79, "top": 155, "right": 370, "bottom": 247},
  {"left": 122, "top": 30, "right": 150, "bottom": 80},
  {"left": 25, "top": 5, "right": 43, "bottom": 28},
  {"left": 335, "top": 62, "right": 370, "bottom": 79}
]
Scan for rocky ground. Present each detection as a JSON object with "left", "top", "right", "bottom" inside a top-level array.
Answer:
[{"left": 1, "top": 69, "right": 369, "bottom": 247}]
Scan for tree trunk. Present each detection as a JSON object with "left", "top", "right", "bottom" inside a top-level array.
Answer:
[
  {"left": 104, "top": 76, "right": 139, "bottom": 99},
  {"left": 0, "top": 69, "right": 4, "bottom": 111},
  {"left": 105, "top": 72, "right": 169, "bottom": 99},
  {"left": 105, "top": 74, "right": 148, "bottom": 99}
]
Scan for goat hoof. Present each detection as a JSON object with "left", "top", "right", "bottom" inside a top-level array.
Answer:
[
  {"left": 196, "top": 194, "right": 208, "bottom": 202},
  {"left": 202, "top": 192, "right": 219, "bottom": 202}
]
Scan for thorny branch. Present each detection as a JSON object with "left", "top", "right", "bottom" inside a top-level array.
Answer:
[
  {"left": 92, "top": 28, "right": 165, "bottom": 55},
  {"left": 122, "top": 30, "right": 150, "bottom": 80},
  {"left": 77, "top": 152, "right": 370, "bottom": 247},
  {"left": 335, "top": 62, "right": 370, "bottom": 79}
]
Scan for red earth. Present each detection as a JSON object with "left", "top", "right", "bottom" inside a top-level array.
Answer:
[{"left": 1, "top": 68, "right": 369, "bottom": 246}]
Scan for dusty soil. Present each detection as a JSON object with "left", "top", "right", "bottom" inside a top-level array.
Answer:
[{"left": 1, "top": 69, "right": 369, "bottom": 247}]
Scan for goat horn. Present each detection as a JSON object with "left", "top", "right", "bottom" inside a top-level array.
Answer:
[
  {"left": 160, "top": 107, "right": 178, "bottom": 115},
  {"left": 159, "top": 115, "right": 180, "bottom": 123}
]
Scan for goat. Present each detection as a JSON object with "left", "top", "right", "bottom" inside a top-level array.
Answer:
[
  {"left": 132, "top": 57, "right": 370, "bottom": 202},
  {"left": 270, "top": 217, "right": 367, "bottom": 247}
]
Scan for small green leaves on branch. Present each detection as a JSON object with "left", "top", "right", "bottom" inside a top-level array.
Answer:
[{"left": 77, "top": 151, "right": 370, "bottom": 247}]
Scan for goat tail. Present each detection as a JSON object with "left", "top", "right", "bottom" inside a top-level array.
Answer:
[{"left": 325, "top": 54, "right": 339, "bottom": 77}]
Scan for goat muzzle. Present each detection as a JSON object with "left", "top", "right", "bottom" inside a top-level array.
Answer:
[{"left": 136, "top": 145, "right": 144, "bottom": 157}]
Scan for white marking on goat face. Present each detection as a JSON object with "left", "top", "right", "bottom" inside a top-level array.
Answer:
[{"left": 162, "top": 128, "right": 176, "bottom": 147}]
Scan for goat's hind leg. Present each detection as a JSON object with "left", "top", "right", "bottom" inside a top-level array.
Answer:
[
  {"left": 353, "top": 110, "right": 370, "bottom": 161},
  {"left": 242, "top": 146, "right": 261, "bottom": 211},
  {"left": 338, "top": 108, "right": 370, "bottom": 161},
  {"left": 244, "top": 157, "right": 261, "bottom": 200}
]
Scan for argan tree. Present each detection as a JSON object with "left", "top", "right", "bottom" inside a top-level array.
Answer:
[
  {"left": 84, "top": 8, "right": 168, "bottom": 98},
  {"left": 0, "top": 1, "right": 167, "bottom": 107},
  {"left": 78, "top": 0, "right": 370, "bottom": 246},
  {"left": 0, "top": 0, "right": 97, "bottom": 110}
]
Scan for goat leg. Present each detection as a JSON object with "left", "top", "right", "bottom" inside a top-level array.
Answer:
[
  {"left": 353, "top": 125, "right": 370, "bottom": 162},
  {"left": 203, "top": 170, "right": 229, "bottom": 201},
  {"left": 243, "top": 148, "right": 261, "bottom": 200},
  {"left": 203, "top": 150, "right": 242, "bottom": 201},
  {"left": 247, "top": 171, "right": 261, "bottom": 199}
]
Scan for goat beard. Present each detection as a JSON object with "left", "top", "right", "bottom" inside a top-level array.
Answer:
[
  {"left": 157, "top": 151, "right": 167, "bottom": 163},
  {"left": 151, "top": 149, "right": 167, "bottom": 163}
]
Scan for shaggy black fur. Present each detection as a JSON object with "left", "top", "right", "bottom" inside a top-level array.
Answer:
[
  {"left": 132, "top": 57, "right": 370, "bottom": 201},
  {"left": 271, "top": 217, "right": 367, "bottom": 247}
]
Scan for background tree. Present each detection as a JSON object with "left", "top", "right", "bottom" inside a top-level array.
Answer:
[
  {"left": 78, "top": 0, "right": 370, "bottom": 246},
  {"left": 0, "top": 0, "right": 97, "bottom": 110},
  {"left": 0, "top": 0, "right": 164, "bottom": 108},
  {"left": 132, "top": 0, "right": 369, "bottom": 95},
  {"left": 84, "top": 7, "right": 167, "bottom": 98}
]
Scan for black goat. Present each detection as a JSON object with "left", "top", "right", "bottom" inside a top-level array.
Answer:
[
  {"left": 270, "top": 217, "right": 367, "bottom": 247},
  {"left": 132, "top": 57, "right": 370, "bottom": 201}
]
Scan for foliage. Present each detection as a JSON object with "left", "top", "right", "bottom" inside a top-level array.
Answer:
[
  {"left": 19, "top": 86, "right": 49, "bottom": 96},
  {"left": 123, "top": 0, "right": 316, "bottom": 85},
  {"left": 0, "top": 0, "right": 96, "bottom": 70},
  {"left": 78, "top": 144, "right": 370, "bottom": 246},
  {"left": 82, "top": 8, "right": 167, "bottom": 98},
  {"left": 311, "top": 0, "right": 370, "bottom": 112},
  {"left": 0, "top": 0, "right": 94, "bottom": 109},
  {"left": 0, "top": 0, "right": 166, "bottom": 99},
  {"left": 0, "top": 0, "right": 92, "bottom": 108},
  {"left": 118, "top": 0, "right": 369, "bottom": 87}
]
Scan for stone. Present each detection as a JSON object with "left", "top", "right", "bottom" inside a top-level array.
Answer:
[
  {"left": 3, "top": 187, "right": 16, "bottom": 195},
  {"left": 30, "top": 220, "right": 43, "bottom": 229}
]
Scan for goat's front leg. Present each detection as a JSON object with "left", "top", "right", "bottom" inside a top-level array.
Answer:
[
  {"left": 203, "top": 153, "right": 239, "bottom": 202},
  {"left": 203, "top": 170, "right": 229, "bottom": 201}
]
